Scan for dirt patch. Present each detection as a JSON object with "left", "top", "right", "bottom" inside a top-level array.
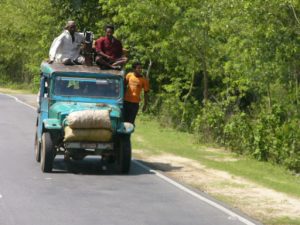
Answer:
[{"left": 134, "top": 152, "right": 300, "bottom": 223}]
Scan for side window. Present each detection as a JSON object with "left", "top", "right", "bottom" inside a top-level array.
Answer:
[
  {"left": 44, "top": 78, "right": 49, "bottom": 98},
  {"left": 40, "top": 75, "right": 49, "bottom": 98}
]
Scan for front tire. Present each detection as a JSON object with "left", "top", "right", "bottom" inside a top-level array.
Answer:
[
  {"left": 116, "top": 135, "right": 132, "bottom": 174},
  {"left": 41, "top": 132, "right": 54, "bottom": 173}
]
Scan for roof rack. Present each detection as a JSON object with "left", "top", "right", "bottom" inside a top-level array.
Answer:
[{"left": 40, "top": 61, "right": 124, "bottom": 77}]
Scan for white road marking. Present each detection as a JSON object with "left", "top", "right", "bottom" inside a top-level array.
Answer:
[
  {"left": 133, "top": 160, "right": 257, "bottom": 225},
  {"left": 3, "top": 93, "right": 258, "bottom": 225},
  {"left": 0, "top": 194, "right": 2, "bottom": 199},
  {"left": 0, "top": 93, "right": 36, "bottom": 110}
]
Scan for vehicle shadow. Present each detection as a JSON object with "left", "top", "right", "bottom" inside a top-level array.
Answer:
[
  {"left": 134, "top": 159, "right": 183, "bottom": 172},
  {"left": 51, "top": 156, "right": 154, "bottom": 176}
]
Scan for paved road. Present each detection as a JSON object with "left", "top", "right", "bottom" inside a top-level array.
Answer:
[{"left": 0, "top": 93, "right": 260, "bottom": 225}]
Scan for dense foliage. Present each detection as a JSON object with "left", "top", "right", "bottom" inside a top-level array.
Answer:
[{"left": 0, "top": 0, "right": 299, "bottom": 171}]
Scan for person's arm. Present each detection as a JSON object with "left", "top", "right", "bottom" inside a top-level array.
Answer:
[
  {"left": 124, "top": 73, "right": 130, "bottom": 92},
  {"left": 97, "top": 51, "right": 113, "bottom": 60},
  {"left": 142, "top": 78, "right": 150, "bottom": 112},
  {"left": 48, "top": 33, "right": 64, "bottom": 63},
  {"left": 142, "top": 91, "right": 149, "bottom": 112}
]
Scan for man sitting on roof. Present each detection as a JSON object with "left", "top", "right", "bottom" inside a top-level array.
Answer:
[
  {"left": 48, "top": 21, "right": 85, "bottom": 65},
  {"left": 94, "top": 25, "right": 128, "bottom": 70}
]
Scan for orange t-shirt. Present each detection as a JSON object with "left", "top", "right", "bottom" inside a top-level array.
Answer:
[{"left": 124, "top": 72, "right": 149, "bottom": 103}]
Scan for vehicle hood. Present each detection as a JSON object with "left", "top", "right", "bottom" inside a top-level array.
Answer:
[{"left": 49, "top": 101, "right": 121, "bottom": 124}]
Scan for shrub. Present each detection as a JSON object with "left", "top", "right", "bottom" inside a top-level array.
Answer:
[
  {"left": 192, "top": 101, "right": 226, "bottom": 144},
  {"left": 223, "top": 112, "right": 253, "bottom": 154}
]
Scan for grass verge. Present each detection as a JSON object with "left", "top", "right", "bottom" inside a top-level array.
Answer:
[
  {"left": 266, "top": 217, "right": 300, "bottom": 225},
  {"left": 132, "top": 114, "right": 300, "bottom": 198},
  {"left": 0, "top": 86, "right": 34, "bottom": 94}
]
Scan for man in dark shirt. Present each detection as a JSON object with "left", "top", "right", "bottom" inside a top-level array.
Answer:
[{"left": 95, "top": 25, "right": 127, "bottom": 70}]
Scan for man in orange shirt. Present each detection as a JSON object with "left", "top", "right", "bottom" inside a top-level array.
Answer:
[{"left": 124, "top": 62, "right": 150, "bottom": 124}]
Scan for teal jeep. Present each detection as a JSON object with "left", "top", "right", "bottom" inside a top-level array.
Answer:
[{"left": 34, "top": 62, "right": 134, "bottom": 173}]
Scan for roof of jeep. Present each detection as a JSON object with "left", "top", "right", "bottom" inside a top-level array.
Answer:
[{"left": 40, "top": 61, "right": 124, "bottom": 77}]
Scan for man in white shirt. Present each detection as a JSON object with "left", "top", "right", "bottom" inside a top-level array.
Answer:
[{"left": 49, "top": 21, "right": 85, "bottom": 65}]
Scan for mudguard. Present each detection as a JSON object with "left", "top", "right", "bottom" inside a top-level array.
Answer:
[
  {"left": 43, "top": 119, "right": 62, "bottom": 129},
  {"left": 117, "top": 122, "right": 134, "bottom": 134}
]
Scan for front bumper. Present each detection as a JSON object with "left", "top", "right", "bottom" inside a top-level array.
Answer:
[{"left": 64, "top": 142, "right": 113, "bottom": 150}]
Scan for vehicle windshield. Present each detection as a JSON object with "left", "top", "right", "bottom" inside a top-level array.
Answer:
[{"left": 53, "top": 76, "right": 121, "bottom": 98}]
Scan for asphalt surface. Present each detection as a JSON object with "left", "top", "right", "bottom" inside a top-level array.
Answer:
[{"left": 0, "top": 93, "right": 260, "bottom": 225}]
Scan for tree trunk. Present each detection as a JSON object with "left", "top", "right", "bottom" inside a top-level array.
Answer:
[
  {"left": 267, "top": 82, "right": 272, "bottom": 111},
  {"left": 201, "top": 28, "right": 209, "bottom": 105},
  {"left": 180, "top": 72, "right": 195, "bottom": 126},
  {"left": 203, "top": 62, "right": 208, "bottom": 104},
  {"left": 200, "top": 54, "right": 208, "bottom": 104},
  {"left": 295, "top": 69, "right": 299, "bottom": 113}
]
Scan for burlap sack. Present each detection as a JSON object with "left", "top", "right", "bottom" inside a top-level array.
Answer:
[
  {"left": 64, "top": 126, "right": 112, "bottom": 142},
  {"left": 67, "top": 110, "right": 111, "bottom": 130}
]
